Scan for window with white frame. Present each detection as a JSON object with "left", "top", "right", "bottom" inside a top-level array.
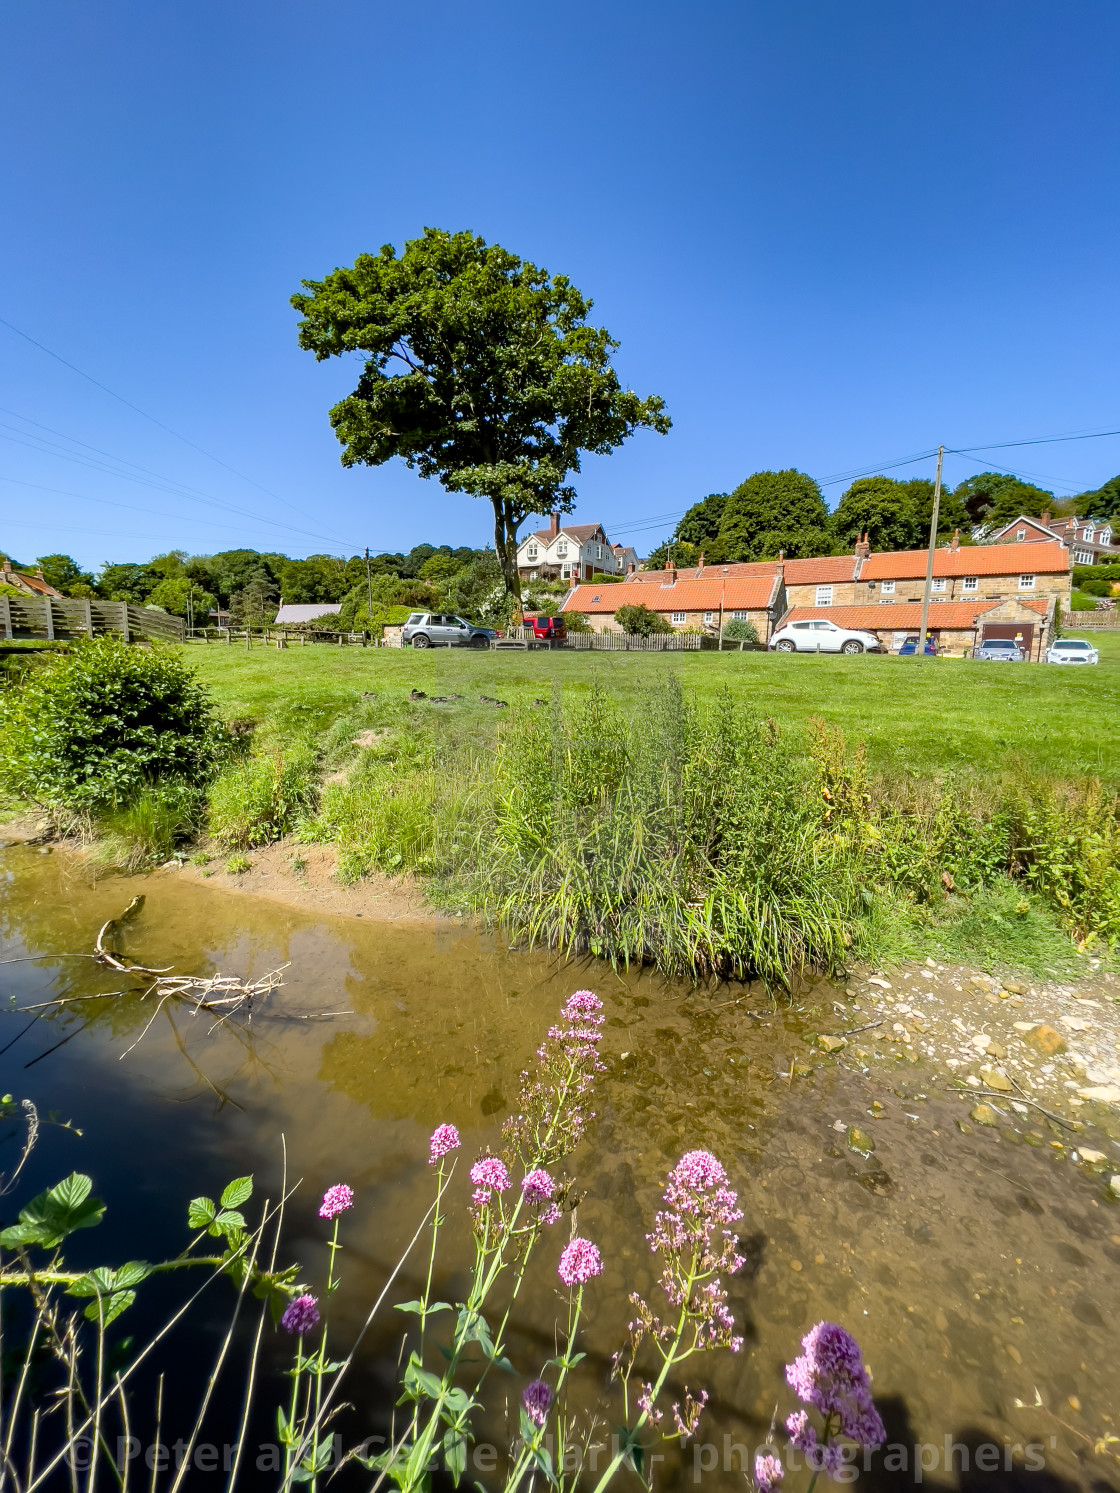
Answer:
[
  {"left": 1018, "top": 574, "right": 1036, "bottom": 590},
  {"left": 526, "top": 545, "right": 537, "bottom": 559},
  {"left": 595, "top": 545, "right": 602, "bottom": 559},
  {"left": 1101, "top": 528, "right": 1112, "bottom": 545},
  {"left": 732, "top": 610, "right": 749, "bottom": 619},
  {"left": 881, "top": 580, "right": 896, "bottom": 595},
  {"left": 815, "top": 585, "right": 833, "bottom": 606},
  {"left": 962, "top": 576, "right": 978, "bottom": 592},
  {"left": 703, "top": 611, "right": 715, "bottom": 625},
  {"left": 1075, "top": 548, "right": 1093, "bottom": 563},
  {"left": 556, "top": 543, "right": 567, "bottom": 557},
  {"left": 1082, "top": 527, "right": 1094, "bottom": 541},
  {"left": 670, "top": 611, "right": 687, "bottom": 625},
  {"left": 1016, "top": 529, "right": 1027, "bottom": 541},
  {"left": 931, "top": 577, "right": 946, "bottom": 593}
]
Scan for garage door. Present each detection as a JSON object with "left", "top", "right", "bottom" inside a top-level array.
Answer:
[{"left": 982, "top": 622, "right": 1034, "bottom": 653}]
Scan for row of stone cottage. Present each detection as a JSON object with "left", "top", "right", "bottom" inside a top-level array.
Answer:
[{"left": 559, "top": 532, "right": 1074, "bottom": 656}]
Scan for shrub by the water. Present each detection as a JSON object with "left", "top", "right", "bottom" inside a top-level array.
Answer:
[{"left": 0, "top": 637, "right": 224, "bottom": 818}]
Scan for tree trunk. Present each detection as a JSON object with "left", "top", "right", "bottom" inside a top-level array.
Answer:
[{"left": 492, "top": 498, "right": 523, "bottom": 605}]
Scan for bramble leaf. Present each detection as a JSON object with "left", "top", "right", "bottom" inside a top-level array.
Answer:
[
  {"left": 0, "top": 1174, "right": 105, "bottom": 1249},
  {"left": 220, "top": 1176, "right": 253, "bottom": 1209},
  {"left": 187, "top": 1196, "right": 216, "bottom": 1230}
]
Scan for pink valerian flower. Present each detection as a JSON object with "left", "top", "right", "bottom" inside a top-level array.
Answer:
[
  {"left": 280, "top": 1294, "right": 320, "bottom": 1335},
  {"left": 521, "top": 1379, "right": 553, "bottom": 1430},
  {"left": 521, "top": 1168, "right": 555, "bottom": 1202},
  {"left": 671, "top": 1388, "right": 709, "bottom": 1441},
  {"left": 469, "top": 1155, "right": 511, "bottom": 1201},
  {"left": 755, "top": 1451, "right": 785, "bottom": 1493},
  {"left": 785, "top": 1322, "right": 885, "bottom": 1453},
  {"left": 428, "top": 1124, "right": 460, "bottom": 1164},
  {"left": 636, "top": 1383, "right": 663, "bottom": 1425},
  {"left": 558, "top": 1236, "right": 603, "bottom": 1286},
  {"left": 642, "top": 1150, "right": 745, "bottom": 1354},
  {"left": 502, "top": 992, "right": 606, "bottom": 1171},
  {"left": 318, "top": 1183, "right": 354, "bottom": 1220}
]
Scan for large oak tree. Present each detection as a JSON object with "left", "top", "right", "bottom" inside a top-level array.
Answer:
[{"left": 292, "top": 229, "right": 670, "bottom": 601}]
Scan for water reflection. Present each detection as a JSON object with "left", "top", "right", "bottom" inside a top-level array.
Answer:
[{"left": 1, "top": 845, "right": 1117, "bottom": 1490}]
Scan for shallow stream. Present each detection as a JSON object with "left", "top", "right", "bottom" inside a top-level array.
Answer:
[{"left": 1, "top": 846, "right": 1117, "bottom": 1491}]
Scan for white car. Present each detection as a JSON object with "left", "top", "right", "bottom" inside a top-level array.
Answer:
[
  {"left": 769, "top": 619, "right": 884, "bottom": 655},
  {"left": 1046, "top": 638, "right": 1099, "bottom": 665}
]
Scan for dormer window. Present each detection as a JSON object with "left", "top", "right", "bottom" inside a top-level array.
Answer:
[
  {"left": 1101, "top": 529, "right": 1112, "bottom": 545},
  {"left": 1083, "top": 527, "right": 1094, "bottom": 541},
  {"left": 1016, "top": 529, "right": 1026, "bottom": 541}
]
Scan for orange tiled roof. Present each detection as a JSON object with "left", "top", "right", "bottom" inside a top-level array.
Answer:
[
  {"left": 783, "top": 599, "right": 1050, "bottom": 630},
  {"left": 861, "top": 540, "right": 1068, "bottom": 580},
  {"left": 783, "top": 555, "right": 861, "bottom": 584},
  {"left": 564, "top": 575, "right": 779, "bottom": 614},
  {"left": 10, "top": 572, "right": 63, "bottom": 597},
  {"left": 625, "top": 561, "right": 780, "bottom": 584}
]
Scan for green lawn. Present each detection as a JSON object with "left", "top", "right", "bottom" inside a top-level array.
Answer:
[{"left": 189, "top": 628, "right": 1120, "bottom": 784}]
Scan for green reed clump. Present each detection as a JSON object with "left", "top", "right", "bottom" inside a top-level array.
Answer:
[
  {"left": 466, "top": 680, "right": 861, "bottom": 985},
  {"left": 207, "top": 743, "right": 319, "bottom": 849},
  {"left": 91, "top": 780, "right": 205, "bottom": 872},
  {"left": 809, "top": 720, "right": 1120, "bottom": 953}
]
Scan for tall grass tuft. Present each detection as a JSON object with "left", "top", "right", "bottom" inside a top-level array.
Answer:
[
  {"left": 92, "top": 780, "right": 205, "bottom": 871},
  {"left": 467, "top": 680, "right": 861, "bottom": 986},
  {"left": 207, "top": 744, "right": 319, "bottom": 849}
]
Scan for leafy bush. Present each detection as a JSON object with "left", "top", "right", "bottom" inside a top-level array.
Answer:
[
  {"left": 615, "top": 603, "right": 673, "bottom": 636},
  {"left": 562, "top": 610, "right": 592, "bottom": 633},
  {"left": 207, "top": 746, "right": 319, "bottom": 848},
  {"left": 722, "top": 617, "right": 760, "bottom": 644},
  {"left": 0, "top": 638, "right": 224, "bottom": 816}
]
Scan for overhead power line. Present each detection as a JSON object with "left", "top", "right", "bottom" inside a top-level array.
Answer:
[{"left": 0, "top": 314, "right": 359, "bottom": 550}]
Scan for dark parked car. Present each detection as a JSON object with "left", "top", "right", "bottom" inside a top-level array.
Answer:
[
  {"left": 898, "top": 635, "right": 938, "bottom": 655},
  {"left": 524, "top": 615, "right": 567, "bottom": 640},
  {"left": 402, "top": 613, "right": 492, "bottom": 649}
]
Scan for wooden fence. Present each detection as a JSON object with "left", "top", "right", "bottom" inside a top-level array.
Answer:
[
  {"left": 563, "top": 631, "right": 715, "bottom": 651},
  {"left": 0, "top": 596, "right": 184, "bottom": 644},
  {"left": 1060, "top": 610, "right": 1120, "bottom": 629}
]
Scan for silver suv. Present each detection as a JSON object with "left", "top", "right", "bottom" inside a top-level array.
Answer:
[{"left": 402, "top": 613, "right": 491, "bottom": 649}]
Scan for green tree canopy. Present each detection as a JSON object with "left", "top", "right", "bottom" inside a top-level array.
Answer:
[
  {"left": 952, "top": 473, "right": 1053, "bottom": 530},
  {"left": 642, "top": 538, "right": 701, "bottom": 571},
  {"left": 96, "top": 563, "right": 160, "bottom": 604},
  {"left": 830, "top": 478, "right": 920, "bottom": 551},
  {"left": 146, "top": 577, "right": 217, "bottom": 620},
  {"left": 1088, "top": 475, "right": 1120, "bottom": 521},
  {"left": 35, "top": 554, "right": 95, "bottom": 594},
  {"left": 714, "top": 470, "right": 829, "bottom": 562},
  {"left": 292, "top": 228, "right": 670, "bottom": 600},
  {"left": 675, "top": 493, "right": 728, "bottom": 548}
]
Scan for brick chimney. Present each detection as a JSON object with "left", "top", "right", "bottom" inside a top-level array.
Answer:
[
  {"left": 949, "top": 529, "right": 960, "bottom": 552},
  {"left": 854, "top": 531, "right": 871, "bottom": 561},
  {"left": 549, "top": 512, "right": 560, "bottom": 537},
  {"left": 1, "top": 558, "right": 11, "bottom": 576},
  {"left": 697, "top": 552, "right": 705, "bottom": 574},
  {"left": 627, "top": 561, "right": 636, "bottom": 574},
  {"left": 1041, "top": 509, "right": 1051, "bottom": 526},
  {"left": 35, "top": 567, "right": 46, "bottom": 580}
]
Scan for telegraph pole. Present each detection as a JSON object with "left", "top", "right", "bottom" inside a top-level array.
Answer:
[
  {"left": 364, "top": 546, "right": 374, "bottom": 619},
  {"left": 917, "top": 445, "right": 944, "bottom": 658}
]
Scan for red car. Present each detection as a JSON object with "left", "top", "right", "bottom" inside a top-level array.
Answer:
[{"left": 524, "top": 615, "right": 567, "bottom": 640}]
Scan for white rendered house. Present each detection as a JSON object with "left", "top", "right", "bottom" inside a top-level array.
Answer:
[{"left": 516, "top": 515, "right": 632, "bottom": 582}]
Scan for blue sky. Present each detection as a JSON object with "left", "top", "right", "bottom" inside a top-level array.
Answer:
[{"left": 3, "top": 0, "right": 1118, "bottom": 572}]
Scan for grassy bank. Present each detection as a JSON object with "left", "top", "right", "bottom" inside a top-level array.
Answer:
[
  {"left": 190, "top": 630, "right": 1120, "bottom": 783},
  {"left": 183, "top": 637, "right": 1120, "bottom": 983}
]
